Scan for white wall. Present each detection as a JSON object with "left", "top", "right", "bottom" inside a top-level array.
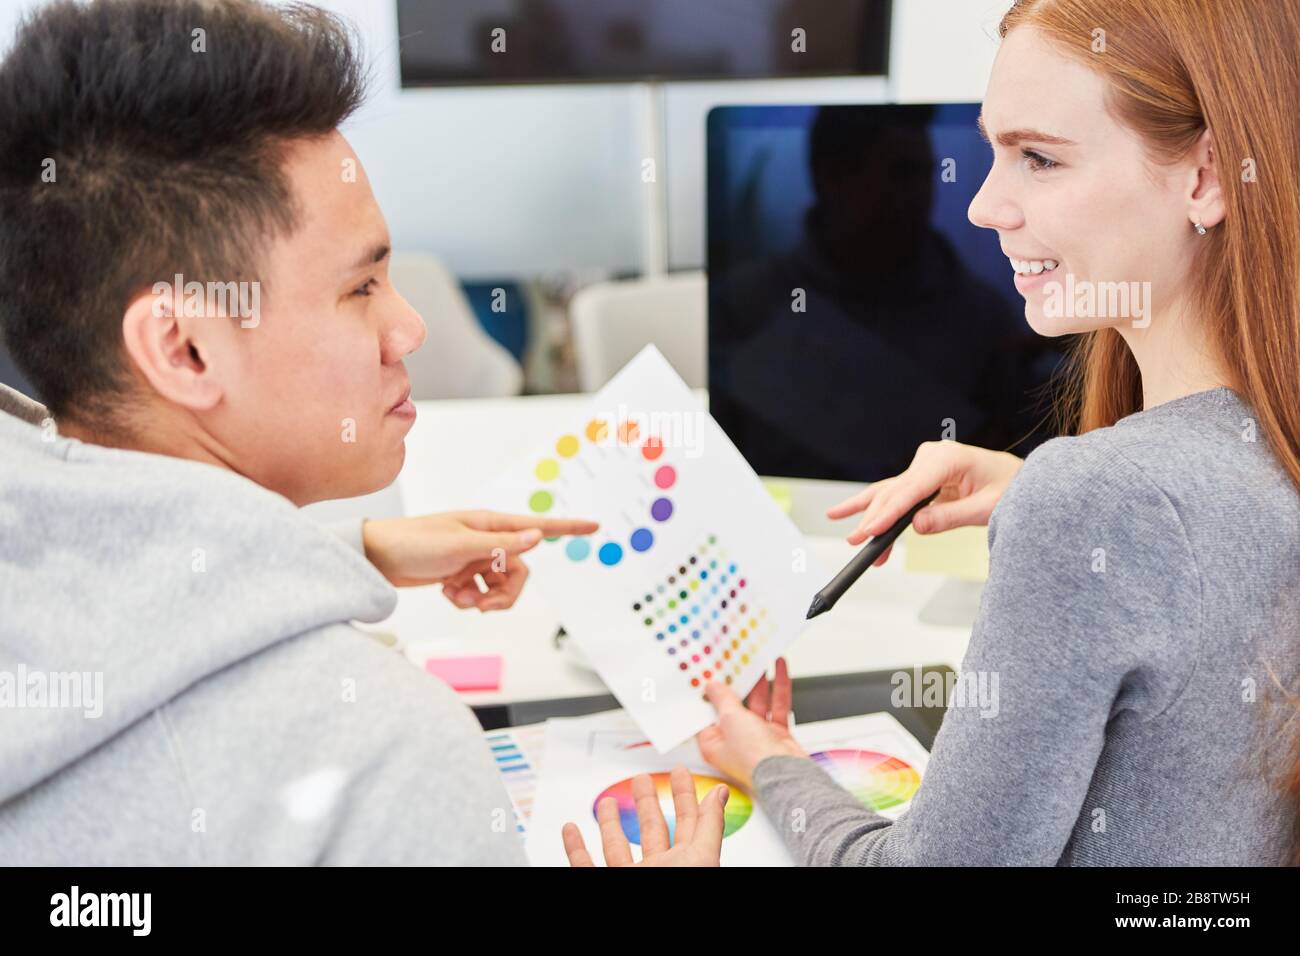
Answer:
[
  {"left": 890, "top": 0, "right": 1006, "bottom": 103},
  {"left": 0, "top": 0, "right": 1008, "bottom": 278}
]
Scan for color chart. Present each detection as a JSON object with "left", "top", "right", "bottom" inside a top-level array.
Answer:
[
  {"left": 593, "top": 772, "right": 753, "bottom": 844},
  {"left": 524, "top": 709, "right": 793, "bottom": 866},
  {"left": 634, "top": 534, "right": 769, "bottom": 693},
  {"left": 484, "top": 346, "right": 820, "bottom": 752},
  {"left": 808, "top": 749, "right": 922, "bottom": 812},
  {"left": 522, "top": 710, "right": 931, "bottom": 866},
  {"left": 483, "top": 723, "right": 547, "bottom": 837},
  {"left": 795, "top": 713, "right": 931, "bottom": 821},
  {"left": 527, "top": 418, "right": 679, "bottom": 569}
]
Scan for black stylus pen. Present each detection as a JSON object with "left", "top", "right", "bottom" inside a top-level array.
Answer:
[{"left": 806, "top": 490, "right": 940, "bottom": 619}]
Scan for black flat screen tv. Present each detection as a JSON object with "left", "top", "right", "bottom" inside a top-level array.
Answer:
[{"left": 397, "top": 0, "right": 891, "bottom": 87}]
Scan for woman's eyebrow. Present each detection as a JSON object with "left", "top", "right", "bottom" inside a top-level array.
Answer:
[{"left": 977, "top": 113, "right": 1076, "bottom": 147}]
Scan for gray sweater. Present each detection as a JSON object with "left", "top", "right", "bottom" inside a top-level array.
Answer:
[
  {"left": 0, "top": 386, "right": 526, "bottom": 865},
  {"left": 755, "top": 386, "right": 1300, "bottom": 865}
]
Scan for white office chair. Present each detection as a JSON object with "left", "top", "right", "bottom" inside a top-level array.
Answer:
[
  {"left": 388, "top": 252, "right": 524, "bottom": 399},
  {"left": 569, "top": 271, "right": 706, "bottom": 392}
]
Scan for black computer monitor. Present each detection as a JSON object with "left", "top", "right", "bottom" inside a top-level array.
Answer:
[{"left": 706, "top": 103, "right": 1071, "bottom": 483}]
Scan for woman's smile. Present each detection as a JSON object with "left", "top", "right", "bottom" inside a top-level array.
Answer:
[{"left": 1006, "top": 254, "right": 1061, "bottom": 293}]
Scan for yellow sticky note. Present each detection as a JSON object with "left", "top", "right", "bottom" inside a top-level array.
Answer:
[
  {"left": 763, "top": 481, "right": 794, "bottom": 515},
  {"left": 902, "top": 525, "right": 989, "bottom": 581}
]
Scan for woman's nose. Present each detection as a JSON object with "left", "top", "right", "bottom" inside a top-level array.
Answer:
[{"left": 968, "top": 167, "right": 1022, "bottom": 233}]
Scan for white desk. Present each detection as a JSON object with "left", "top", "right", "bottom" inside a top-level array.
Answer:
[{"left": 366, "top": 394, "right": 977, "bottom": 707}]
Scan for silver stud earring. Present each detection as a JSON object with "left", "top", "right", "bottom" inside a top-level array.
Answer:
[{"left": 1193, "top": 218, "right": 1207, "bottom": 236}]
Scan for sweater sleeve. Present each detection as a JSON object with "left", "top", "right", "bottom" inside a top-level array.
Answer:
[
  {"left": 325, "top": 518, "right": 367, "bottom": 556},
  {"left": 753, "top": 438, "right": 1203, "bottom": 865}
]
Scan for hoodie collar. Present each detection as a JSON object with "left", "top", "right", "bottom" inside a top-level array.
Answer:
[{"left": 0, "top": 409, "right": 396, "bottom": 802}]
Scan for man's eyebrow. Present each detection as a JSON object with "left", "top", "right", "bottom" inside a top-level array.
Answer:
[
  {"left": 351, "top": 242, "right": 390, "bottom": 271},
  {"left": 977, "top": 113, "right": 1076, "bottom": 148}
]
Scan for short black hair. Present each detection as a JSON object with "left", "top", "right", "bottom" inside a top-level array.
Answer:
[{"left": 0, "top": 0, "right": 366, "bottom": 421}]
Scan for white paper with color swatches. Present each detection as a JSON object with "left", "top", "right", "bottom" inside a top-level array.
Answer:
[
  {"left": 483, "top": 346, "right": 821, "bottom": 751},
  {"left": 523, "top": 709, "right": 930, "bottom": 866}
]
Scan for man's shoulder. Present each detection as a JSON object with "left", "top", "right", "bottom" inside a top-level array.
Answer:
[
  {"left": 169, "top": 623, "right": 486, "bottom": 764},
  {"left": 160, "top": 624, "right": 525, "bottom": 864}
]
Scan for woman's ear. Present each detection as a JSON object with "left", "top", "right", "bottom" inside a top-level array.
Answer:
[
  {"left": 120, "top": 284, "right": 225, "bottom": 412},
  {"left": 1187, "top": 128, "right": 1226, "bottom": 230}
]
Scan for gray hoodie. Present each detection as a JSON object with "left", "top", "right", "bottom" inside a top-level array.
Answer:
[{"left": 0, "top": 385, "right": 526, "bottom": 864}]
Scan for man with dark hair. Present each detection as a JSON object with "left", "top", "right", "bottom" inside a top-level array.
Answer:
[{"left": 0, "top": 0, "right": 600, "bottom": 863}]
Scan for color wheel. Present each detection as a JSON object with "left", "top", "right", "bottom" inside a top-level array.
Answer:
[
  {"left": 593, "top": 772, "right": 752, "bottom": 844},
  {"left": 809, "top": 749, "right": 921, "bottom": 811},
  {"left": 530, "top": 420, "right": 678, "bottom": 568}
]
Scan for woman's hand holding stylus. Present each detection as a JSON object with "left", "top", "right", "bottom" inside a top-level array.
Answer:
[{"left": 826, "top": 441, "right": 1024, "bottom": 566}]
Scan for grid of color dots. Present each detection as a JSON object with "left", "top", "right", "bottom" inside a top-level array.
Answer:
[
  {"left": 537, "top": 420, "right": 679, "bottom": 567},
  {"left": 808, "top": 749, "right": 922, "bottom": 812},
  {"left": 632, "top": 535, "right": 767, "bottom": 690},
  {"left": 593, "top": 772, "right": 752, "bottom": 844}
]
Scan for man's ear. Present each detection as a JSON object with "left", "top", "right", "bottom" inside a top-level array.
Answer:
[
  {"left": 1186, "top": 128, "right": 1226, "bottom": 230},
  {"left": 120, "top": 284, "right": 225, "bottom": 412}
]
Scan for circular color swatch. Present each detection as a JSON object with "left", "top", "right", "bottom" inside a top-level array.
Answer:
[
  {"left": 535, "top": 459, "right": 559, "bottom": 481},
  {"left": 651, "top": 497, "right": 673, "bottom": 522},
  {"left": 654, "top": 465, "right": 677, "bottom": 489},
  {"left": 593, "top": 773, "right": 752, "bottom": 844},
  {"left": 528, "top": 490, "right": 553, "bottom": 513},
  {"left": 808, "top": 749, "right": 921, "bottom": 812},
  {"left": 565, "top": 538, "right": 591, "bottom": 561},
  {"left": 642, "top": 437, "right": 664, "bottom": 461},
  {"left": 555, "top": 435, "right": 580, "bottom": 458},
  {"left": 598, "top": 542, "right": 624, "bottom": 566},
  {"left": 630, "top": 528, "right": 654, "bottom": 552},
  {"left": 586, "top": 419, "right": 608, "bottom": 442}
]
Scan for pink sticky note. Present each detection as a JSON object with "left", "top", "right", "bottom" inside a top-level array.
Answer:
[{"left": 423, "top": 655, "right": 502, "bottom": 692}]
